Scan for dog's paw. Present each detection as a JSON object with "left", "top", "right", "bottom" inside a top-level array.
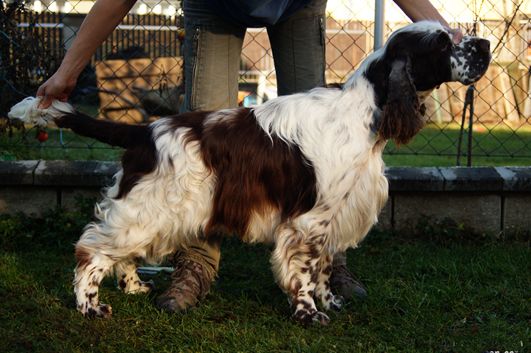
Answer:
[
  {"left": 126, "top": 279, "right": 155, "bottom": 294},
  {"left": 292, "top": 309, "right": 330, "bottom": 326},
  {"left": 79, "top": 303, "right": 113, "bottom": 319},
  {"left": 140, "top": 279, "right": 155, "bottom": 293}
]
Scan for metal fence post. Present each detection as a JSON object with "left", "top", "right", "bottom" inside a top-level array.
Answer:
[{"left": 374, "top": 0, "right": 385, "bottom": 50}]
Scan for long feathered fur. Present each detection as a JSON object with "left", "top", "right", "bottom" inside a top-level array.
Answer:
[{"left": 58, "top": 21, "right": 490, "bottom": 325}]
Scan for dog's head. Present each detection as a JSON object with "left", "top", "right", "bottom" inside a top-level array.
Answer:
[{"left": 345, "top": 21, "right": 491, "bottom": 144}]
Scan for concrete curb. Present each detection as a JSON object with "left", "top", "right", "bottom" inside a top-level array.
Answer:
[
  {"left": 1, "top": 161, "right": 530, "bottom": 233},
  {"left": 3, "top": 160, "right": 530, "bottom": 191}
]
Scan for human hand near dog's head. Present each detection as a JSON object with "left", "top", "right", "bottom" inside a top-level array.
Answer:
[
  {"left": 447, "top": 27, "right": 463, "bottom": 44},
  {"left": 37, "top": 70, "right": 77, "bottom": 109}
]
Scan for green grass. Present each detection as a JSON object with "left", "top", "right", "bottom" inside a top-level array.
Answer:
[
  {"left": 384, "top": 122, "right": 531, "bottom": 167},
  {"left": 1, "top": 121, "right": 531, "bottom": 165},
  {"left": 0, "top": 208, "right": 529, "bottom": 353},
  {"left": 0, "top": 128, "right": 123, "bottom": 161}
]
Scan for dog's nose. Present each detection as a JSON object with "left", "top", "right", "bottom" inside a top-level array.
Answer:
[{"left": 478, "top": 39, "right": 490, "bottom": 53}]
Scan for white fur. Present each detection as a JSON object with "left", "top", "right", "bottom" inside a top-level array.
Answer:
[
  {"left": 253, "top": 77, "right": 387, "bottom": 253},
  {"left": 8, "top": 96, "right": 74, "bottom": 127}
]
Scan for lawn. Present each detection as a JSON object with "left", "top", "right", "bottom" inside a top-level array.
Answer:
[
  {"left": 383, "top": 122, "right": 531, "bottom": 167},
  {"left": 0, "top": 207, "right": 529, "bottom": 353},
  {"left": 1, "top": 121, "right": 531, "bottom": 166}
]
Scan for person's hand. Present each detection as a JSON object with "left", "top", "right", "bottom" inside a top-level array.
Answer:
[
  {"left": 447, "top": 27, "right": 464, "bottom": 44},
  {"left": 36, "top": 70, "right": 77, "bottom": 108}
]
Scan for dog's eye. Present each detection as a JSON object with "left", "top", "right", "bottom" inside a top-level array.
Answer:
[{"left": 434, "top": 31, "right": 452, "bottom": 52}]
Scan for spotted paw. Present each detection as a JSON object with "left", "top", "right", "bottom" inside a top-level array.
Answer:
[
  {"left": 293, "top": 309, "right": 330, "bottom": 326},
  {"left": 119, "top": 277, "right": 155, "bottom": 294},
  {"left": 134, "top": 279, "right": 155, "bottom": 294},
  {"left": 84, "top": 303, "right": 112, "bottom": 318}
]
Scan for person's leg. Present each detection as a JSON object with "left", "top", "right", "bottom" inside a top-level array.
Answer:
[
  {"left": 156, "top": 244, "right": 221, "bottom": 312},
  {"left": 157, "top": 0, "right": 245, "bottom": 312},
  {"left": 330, "top": 252, "right": 367, "bottom": 298},
  {"left": 267, "top": 0, "right": 327, "bottom": 96},
  {"left": 182, "top": 0, "right": 245, "bottom": 111},
  {"left": 268, "top": 0, "right": 366, "bottom": 299}
]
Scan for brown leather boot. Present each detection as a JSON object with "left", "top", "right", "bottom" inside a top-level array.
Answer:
[
  {"left": 330, "top": 264, "right": 367, "bottom": 299},
  {"left": 156, "top": 252, "right": 217, "bottom": 312}
]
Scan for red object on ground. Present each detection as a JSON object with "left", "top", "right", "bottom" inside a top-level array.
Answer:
[{"left": 36, "top": 130, "right": 48, "bottom": 142}]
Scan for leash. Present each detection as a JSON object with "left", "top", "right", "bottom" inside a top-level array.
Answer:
[{"left": 456, "top": 85, "right": 475, "bottom": 166}]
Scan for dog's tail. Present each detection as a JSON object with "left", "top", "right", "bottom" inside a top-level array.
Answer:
[{"left": 55, "top": 112, "right": 151, "bottom": 149}]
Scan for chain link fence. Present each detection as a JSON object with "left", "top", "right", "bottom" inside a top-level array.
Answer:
[{"left": 1, "top": 0, "right": 530, "bottom": 165}]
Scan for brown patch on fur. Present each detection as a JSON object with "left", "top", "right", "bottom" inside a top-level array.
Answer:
[
  {"left": 378, "top": 58, "right": 424, "bottom": 145},
  {"left": 310, "top": 271, "right": 319, "bottom": 283},
  {"left": 308, "top": 244, "right": 320, "bottom": 259},
  {"left": 75, "top": 246, "right": 91, "bottom": 269},
  {"left": 322, "top": 265, "right": 332, "bottom": 275},
  {"left": 318, "top": 220, "right": 330, "bottom": 227},
  {"left": 116, "top": 140, "right": 157, "bottom": 199},
  {"left": 100, "top": 107, "right": 317, "bottom": 239},
  {"left": 200, "top": 108, "right": 317, "bottom": 238},
  {"left": 290, "top": 278, "right": 303, "bottom": 296},
  {"left": 165, "top": 111, "right": 210, "bottom": 143}
]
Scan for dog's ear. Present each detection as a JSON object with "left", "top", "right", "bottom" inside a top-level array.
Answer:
[{"left": 378, "top": 56, "right": 424, "bottom": 145}]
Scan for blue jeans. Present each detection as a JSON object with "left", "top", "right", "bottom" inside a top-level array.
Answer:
[{"left": 182, "top": 0, "right": 327, "bottom": 111}]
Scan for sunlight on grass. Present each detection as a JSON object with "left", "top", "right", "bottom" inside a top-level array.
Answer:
[
  {"left": 1, "top": 120, "right": 531, "bottom": 165},
  {"left": 384, "top": 122, "right": 531, "bottom": 166},
  {"left": 0, "top": 205, "right": 529, "bottom": 353}
]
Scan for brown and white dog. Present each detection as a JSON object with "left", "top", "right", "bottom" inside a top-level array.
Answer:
[{"left": 27, "top": 21, "right": 490, "bottom": 325}]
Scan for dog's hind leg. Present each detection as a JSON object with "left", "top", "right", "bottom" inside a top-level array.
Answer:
[
  {"left": 314, "top": 254, "right": 344, "bottom": 311},
  {"left": 114, "top": 261, "right": 154, "bottom": 294},
  {"left": 73, "top": 242, "right": 116, "bottom": 318},
  {"left": 271, "top": 223, "right": 330, "bottom": 326}
]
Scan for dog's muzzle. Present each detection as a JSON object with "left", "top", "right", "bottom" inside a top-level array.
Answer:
[{"left": 451, "top": 36, "right": 491, "bottom": 85}]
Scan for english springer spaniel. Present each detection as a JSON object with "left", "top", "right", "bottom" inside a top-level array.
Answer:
[{"left": 29, "top": 21, "right": 492, "bottom": 325}]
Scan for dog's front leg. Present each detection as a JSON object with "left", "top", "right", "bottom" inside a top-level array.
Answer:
[
  {"left": 271, "top": 223, "right": 330, "bottom": 326},
  {"left": 314, "top": 254, "right": 344, "bottom": 311}
]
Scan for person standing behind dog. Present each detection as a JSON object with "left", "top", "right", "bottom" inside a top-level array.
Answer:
[{"left": 37, "top": 0, "right": 462, "bottom": 313}]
